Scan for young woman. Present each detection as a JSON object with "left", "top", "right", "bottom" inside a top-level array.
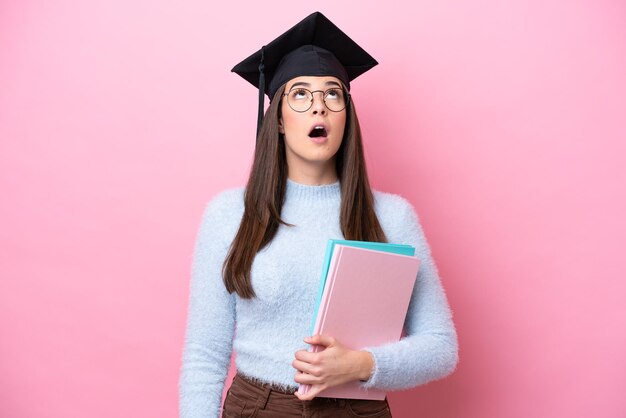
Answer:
[{"left": 179, "top": 12, "right": 459, "bottom": 418}]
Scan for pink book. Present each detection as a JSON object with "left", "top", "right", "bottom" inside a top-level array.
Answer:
[{"left": 297, "top": 244, "right": 420, "bottom": 400}]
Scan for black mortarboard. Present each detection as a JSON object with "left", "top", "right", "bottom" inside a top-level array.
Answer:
[{"left": 231, "top": 11, "right": 378, "bottom": 141}]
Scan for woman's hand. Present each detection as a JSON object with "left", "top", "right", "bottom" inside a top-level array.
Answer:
[{"left": 292, "top": 334, "right": 374, "bottom": 400}]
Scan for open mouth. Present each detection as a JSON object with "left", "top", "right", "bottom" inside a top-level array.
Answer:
[{"left": 309, "top": 126, "right": 328, "bottom": 138}]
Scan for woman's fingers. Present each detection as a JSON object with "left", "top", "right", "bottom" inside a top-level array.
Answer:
[
  {"left": 294, "top": 384, "right": 327, "bottom": 401},
  {"left": 294, "top": 348, "right": 319, "bottom": 364},
  {"left": 292, "top": 359, "right": 321, "bottom": 376},
  {"left": 293, "top": 370, "right": 318, "bottom": 385}
]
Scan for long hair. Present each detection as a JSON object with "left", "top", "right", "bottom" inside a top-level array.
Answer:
[{"left": 222, "top": 83, "right": 388, "bottom": 298}]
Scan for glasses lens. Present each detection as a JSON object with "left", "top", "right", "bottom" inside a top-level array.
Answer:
[
  {"left": 324, "top": 88, "right": 346, "bottom": 112},
  {"left": 287, "top": 88, "right": 313, "bottom": 112},
  {"left": 286, "top": 88, "right": 347, "bottom": 112}
]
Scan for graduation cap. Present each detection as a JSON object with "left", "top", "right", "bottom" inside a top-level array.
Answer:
[{"left": 231, "top": 11, "right": 378, "bottom": 141}]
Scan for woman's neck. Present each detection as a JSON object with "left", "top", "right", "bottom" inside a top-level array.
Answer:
[{"left": 287, "top": 167, "right": 338, "bottom": 186}]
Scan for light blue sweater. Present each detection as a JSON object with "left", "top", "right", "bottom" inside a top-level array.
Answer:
[{"left": 178, "top": 178, "right": 458, "bottom": 418}]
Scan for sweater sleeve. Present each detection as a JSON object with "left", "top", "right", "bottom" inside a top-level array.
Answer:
[
  {"left": 359, "top": 198, "right": 459, "bottom": 391},
  {"left": 179, "top": 193, "right": 237, "bottom": 418}
]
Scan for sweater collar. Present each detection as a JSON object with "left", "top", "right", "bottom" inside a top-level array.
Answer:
[{"left": 285, "top": 177, "right": 341, "bottom": 202}]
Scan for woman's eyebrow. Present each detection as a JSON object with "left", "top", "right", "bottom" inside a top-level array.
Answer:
[{"left": 289, "top": 82, "right": 311, "bottom": 89}]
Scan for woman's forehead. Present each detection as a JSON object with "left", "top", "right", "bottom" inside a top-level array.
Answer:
[{"left": 285, "top": 76, "right": 343, "bottom": 90}]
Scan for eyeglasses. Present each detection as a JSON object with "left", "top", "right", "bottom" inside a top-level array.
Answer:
[{"left": 283, "top": 87, "right": 349, "bottom": 113}]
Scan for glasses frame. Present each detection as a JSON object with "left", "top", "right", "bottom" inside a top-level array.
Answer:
[{"left": 282, "top": 86, "right": 350, "bottom": 113}]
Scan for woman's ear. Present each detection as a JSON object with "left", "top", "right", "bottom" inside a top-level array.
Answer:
[{"left": 278, "top": 117, "right": 285, "bottom": 134}]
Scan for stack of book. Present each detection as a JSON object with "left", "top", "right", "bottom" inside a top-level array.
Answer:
[{"left": 297, "top": 239, "right": 420, "bottom": 400}]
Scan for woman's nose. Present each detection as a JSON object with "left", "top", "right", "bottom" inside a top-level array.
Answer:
[{"left": 311, "top": 91, "right": 326, "bottom": 114}]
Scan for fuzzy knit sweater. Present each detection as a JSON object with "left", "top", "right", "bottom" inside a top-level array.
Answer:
[{"left": 178, "top": 178, "right": 459, "bottom": 418}]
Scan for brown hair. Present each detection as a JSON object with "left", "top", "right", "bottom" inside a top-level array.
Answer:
[{"left": 222, "top": 83, "right": 388, "bottom": 298}]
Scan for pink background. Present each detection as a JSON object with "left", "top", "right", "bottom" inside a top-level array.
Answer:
[{"left": 1, "top": 1, "right": 625, "bottom": 417}]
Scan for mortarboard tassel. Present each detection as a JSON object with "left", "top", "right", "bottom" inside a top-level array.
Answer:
[{"left": 256, "top": 46, "right": 266, "bottom": 142}]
